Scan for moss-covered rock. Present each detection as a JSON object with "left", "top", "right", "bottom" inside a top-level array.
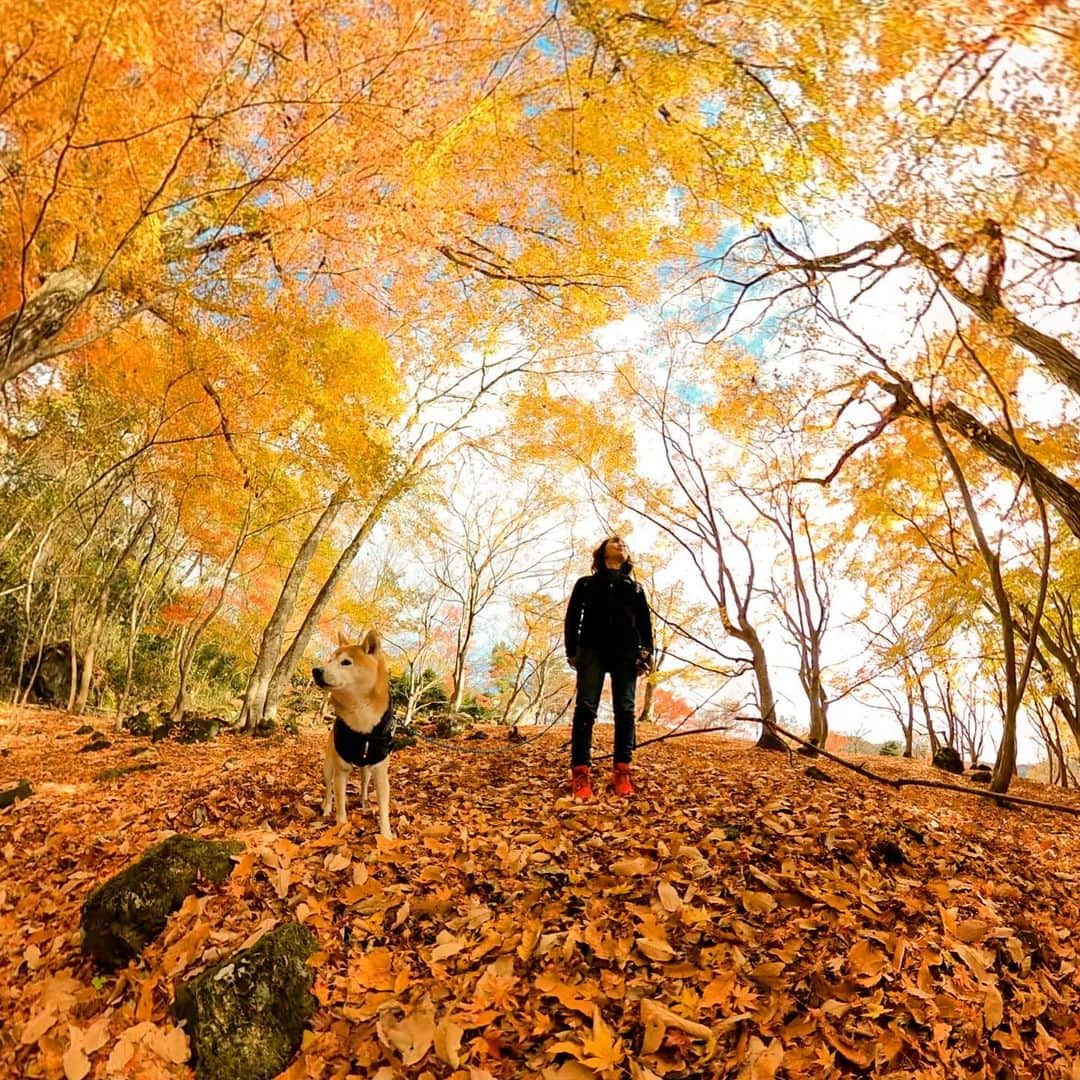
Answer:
[
  {"left": 391, "top": 729, "right": 417, "bottom": 750},
  {"left": 21, "top": 642, "right": 82, "bottom": 705},
  {"left": 175, "top": 712, "right": 222, "bottom": 743},
  {"left": 0, "top": 779, "right": 33, "bottom": 809},
  {"left": 81, "top": 835, "right": 243, "bottom": 968},
  {"left": 433, "top": 712, "right": 466, "bottom": 739},
  {"left": 932, "top": 746, "right": 964, "bottom": 775},
  {"left": 173, "top": 922, "right": 318, "bottom": 1080},
  {"left": 123, "top": 707, "right": 167, "bottom": 738}
]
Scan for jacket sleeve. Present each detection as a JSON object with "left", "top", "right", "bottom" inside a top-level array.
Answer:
[
  {"left": 636, "top": 586, "right": 654, "bottom": 654},
  {"left": 565, "top": 578, "right": 586, "bottom": 657}
]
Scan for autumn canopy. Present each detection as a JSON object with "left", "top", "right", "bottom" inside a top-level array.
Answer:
[{"left": 2, "top": 0, "right": 1080, "bottom": 1071}]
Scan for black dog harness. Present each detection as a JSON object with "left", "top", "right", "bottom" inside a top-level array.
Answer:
[{"left": 333, "top": 706, "right": 395, "bottom": 767}]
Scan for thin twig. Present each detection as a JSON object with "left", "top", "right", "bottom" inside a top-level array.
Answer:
[{"left": 592, "top": 724, "right": 733, "bottom": 762}]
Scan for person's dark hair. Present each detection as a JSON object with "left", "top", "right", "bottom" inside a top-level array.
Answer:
[{"left": 591, "top": 536, "right": 633, "bottom": 575}]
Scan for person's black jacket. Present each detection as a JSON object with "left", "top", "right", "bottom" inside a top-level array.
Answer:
[{"left": 564, "top": 568, "right": 653, "bottom": 662}]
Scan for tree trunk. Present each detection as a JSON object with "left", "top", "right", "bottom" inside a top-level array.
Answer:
[
  {"left": 75, "top": 622, "right": 102, "bottom": 716},
  {"left": 118, "top": 528, "right": 162, "bottom": 717},
  {"left": 917, "top": 680, "right": 938, "bottom": 757},
  {"left": 169, "top": 500, "right": 253, "bottom": 723},
  {"left": 0, "top": 267, "right": 97, "bottom": 386},
  {"left": 499, "top": 654, "right": 529, "bottom": 726},
  {"left": 990, "top": 721, "right": 1018, "bottom": 793},
  {"left": 16, "top": 578, "right": 60, "bottom": 706},
  {"left": 450, "top": 651, "right": 468, "bottom": 714},
  {"left": 253, "top": 474, "right": 411, "bottom": 728},
  {"left": 746, "top": 628, "right": 784, "bottom": 750},
  {"left": 74, "top": 511, "right": 152, "bottom": 715},
  {"left": 236, "top": 486, "right": 346, "bottom": 732},
  {"left": 638, "top": 671, "right": 655, "bottom": 726},
  {"left": 66, "top": 604, "right": 81, "bottom": 713},
  {"left": 807, "top": 679, "right": 828, "bottom": 748},
  {"left": 449, "top": 588, "right": 479, "bottom": 713},
  {"left": 894, "top": 225, "right": 1080, "bottom": 398},
  {"left": 902, "top": 696, "right": 915, "bottom": 757}
]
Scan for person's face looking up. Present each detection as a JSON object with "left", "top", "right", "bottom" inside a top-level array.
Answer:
[{"left": 603, "top": 537, "right": 627, "bottom": 569}]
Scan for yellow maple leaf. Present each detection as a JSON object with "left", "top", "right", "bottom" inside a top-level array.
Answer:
[{"left": 582, "top": 1008, "right": 624, "bottom": 1072}]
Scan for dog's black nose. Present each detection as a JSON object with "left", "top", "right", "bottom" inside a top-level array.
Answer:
[{"left": 312, "top": 667, "right": 323, "bottom": 684}]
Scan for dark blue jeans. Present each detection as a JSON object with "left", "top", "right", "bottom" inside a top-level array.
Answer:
[{"left": 571, "top": 647, "right": 637, "bottom": 767}]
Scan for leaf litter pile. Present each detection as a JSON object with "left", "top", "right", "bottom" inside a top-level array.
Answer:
[{"left": 2, "top": 705, "right": 1079, "bottom": 1079}]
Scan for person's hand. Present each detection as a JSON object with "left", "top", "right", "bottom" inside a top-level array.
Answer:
[
  {"left": 634, "top": 649, "right": 653, "bottom": 676},
  {"left": 567, "top": 655, "right": 577, "bottom": 670}
]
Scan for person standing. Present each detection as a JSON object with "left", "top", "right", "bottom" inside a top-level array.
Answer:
[{"left": 564, "top": 536, "right": 653, "bottom": 799}]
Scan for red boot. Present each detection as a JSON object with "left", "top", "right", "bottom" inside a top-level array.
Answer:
[
  {"left": 612, "top": 763, "right": 634, "bottom": 796},
  {"left": 571, "top": 765, "right": 593, "bottom": 800}
]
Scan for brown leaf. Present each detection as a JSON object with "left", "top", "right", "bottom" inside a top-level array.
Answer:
[
  {"left": 383, "top": 999, "right": 436, "bottom": 1066},
  {"left": 62, "top": 1040, "right": 90, "bottom": 1080},
  {"left": 536, "top": 972, "right": 596, "bottom": 1015},
  {"left": 636, "top": 936, "right": 676, "bottom": 962},
  {"left": 738, "top": 1035, "right": 784, "bottom": 1079},
  {"left": 433, "top": 1017, "right": 464, "bottom": 1068},
  {"left": 847, "top": 938, "right": 886, "bottom": 986},
  {"left": 955, "top": 918, "right": 990, "bottom": 943},
  {"left": 740, "top": 890, "right": 777, "bottom": 915},
  {"left": 20, "top": 1005, "right": 58, "bottom": 1045},
  {"left": 640, "top": 999, "right": 715, "bottom": 1055},
  {"left": 984, "top": 984, "right": 1004, "bottom": 1030},
  {"left": 352, "top": 947, "right": 396, "bottom": 991},
  {"left": 543, "top": 1063, "right": 596, "bottom": 1080},
  {"left": 582, "top": 1008, "right": 624, "bottom": 1071},
  {"left": 160, "top": 1025, "right": 190, "bottom": 1064},
  {"left": 611, "top": 856, "right": 657, "bottom": 876},
  {"left": 748, "top": 962, "right": 786, "bottom": 989},
  {"left": 657, "top": 880, "right": 681, "bottom": 912},
  {"left": 819, "top": 1021, "right": 875, "bottom": 1068},
  {"left": 430, "top": 932, "right": 466, "bottom": 962},
  {"left": 700, "top": 974, "right": 734, "bottom": 1009},
  {"left": 104, "top": 1038, "right": 134, "bottom": 1074}
]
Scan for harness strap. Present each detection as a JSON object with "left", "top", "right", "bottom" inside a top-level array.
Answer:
[{"left": 333, "top": 705, "right": 395, "bottom": 767}]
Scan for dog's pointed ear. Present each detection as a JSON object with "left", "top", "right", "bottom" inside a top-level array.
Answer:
[
  {"left": 337, "top": 629, "right": 348, "bottom": 647},
  {"left": 362, "top": 629, "right": 380, "bottom": 655}
]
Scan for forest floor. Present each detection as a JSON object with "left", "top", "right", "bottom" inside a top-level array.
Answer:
[{"left": 1, "top": 704, "right": 1079, "bottom": 1080}]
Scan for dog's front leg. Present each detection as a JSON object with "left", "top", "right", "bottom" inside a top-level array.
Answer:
[
  {"left": 333, "top": 762, "right": 349, "bottom": 825},
  {"left": 372, "top": 760, "right": 393, "bottom": 839},
  {"left": 322, "top": 743, "right": 336, "bottom": 819},
  {"left": 360, "top": 766, "right": 371, "bottom": 808}
]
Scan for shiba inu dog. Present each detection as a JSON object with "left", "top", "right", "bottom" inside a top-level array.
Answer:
[{"left": 312, "top": 630, "right": 394, "bottom": 838}]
